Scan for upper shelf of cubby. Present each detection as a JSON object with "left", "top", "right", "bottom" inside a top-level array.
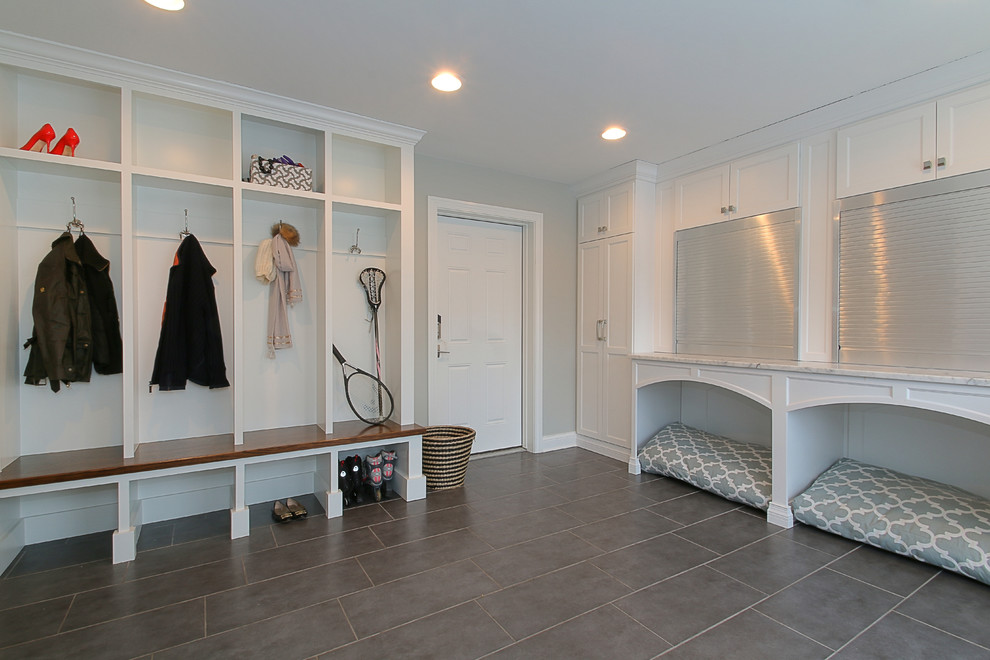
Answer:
[{"left": 0, "top": 147, "right": 122, "bottom": 175}]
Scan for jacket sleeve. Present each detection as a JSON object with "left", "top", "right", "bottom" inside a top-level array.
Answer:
[{"left": 24, "top": 255, "right": 68, "bottom": 392}]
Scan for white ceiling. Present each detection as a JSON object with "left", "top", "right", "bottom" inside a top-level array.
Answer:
[{"left": 3, "top": 0, "right": 990, "bottom": 185}]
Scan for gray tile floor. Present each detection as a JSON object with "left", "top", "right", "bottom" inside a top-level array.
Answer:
[{"left": 2, "top": 447, "right": 989, "bottom": 659}]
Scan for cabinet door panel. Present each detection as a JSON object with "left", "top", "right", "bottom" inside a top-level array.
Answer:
[
  {"left": 578, "top": 192, "right": 603, "bottom": 243},
  {"left": 937, "top": 83, "right": 990, "bottom": 179},
  {"left": 603, "top": 354, "right": 631, "bottom": 449},
  {"left": 578, "top": 242, "right": 604, "bottom": 348},
  {"left": 577, "top": 349, "right": 604, "bottom": 438},
  {"left": 605, "top": 236, "right": 632, "bottom": 354},
  {"left": 605, "top": 181, "right": 634, "bottom": 235},
  {"left": 836, "top": 103, "right": 935, "bottom": 198},
  {"left": 730, "top": 143, "right": 800, "bottom": 217},
  {"left": 674, "top": 165, "right": 729, "bottom": 230}
]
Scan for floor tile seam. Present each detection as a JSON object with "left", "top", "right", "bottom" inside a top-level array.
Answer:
[
  {"left": 472, "top": 597, "right": 524, "bottom": 647},
  {"left": 817, "top": 561, "right": 931, "bottom": 599},
  {"left": 570, "top": 522, "right": 685, "bottom": 557},
  {"left": 702, "top": 563, "right": 775, "bottom": 598},
  {"left": 464, "top": 499, "right": 564, "bottom": 524},
  {"left": 1, "top": 595, "right": 210, "bottom": 653},
  {"left": 657, "top": 505, "right": 749, "bottom": 532},
  {"left": 607, "top": 602, "right": 676, "bottom": 648},
  {"left": 55, "top": 592, "right": 76, "bottom": 635},
  {"left": 477, "top": 526, "right": 599, "bottom": 559},
  {"left": 744, "top": 607, "right": 839, "bottom": 652},
  {"left": 560, "top": 498, "right": 680, "bottom": 526},
  {"left": 770, "top": 526, "right": 862, "bottom": 560},
  {"left": 205, "top": 595, "right": 352, "bottom": 644},
  {"left": 893, "top": 610, "right": 990, "bottom": 651},
  {"left": 363, "top": 524, "right": 491, "bottom": 557},
  {"left": 60, "top": 588, "right": 229, "bottom": 635},
  {"left": 4, "top": 555, "right": 108, "bottom": 581}
]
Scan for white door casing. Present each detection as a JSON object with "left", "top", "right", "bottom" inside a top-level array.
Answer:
[
  {"left": 434, "top": 216, "right": 522, "bottom": 452},
  {"left": 427, "top": 197, "right": 543, "bottom": 453}
]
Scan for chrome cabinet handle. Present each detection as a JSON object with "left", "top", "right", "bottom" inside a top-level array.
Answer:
[
  {"left": 595, "top": 319, "right": 603, "bottom": 340},
  {"left": 727, "top": 204, "right": 736, "bottom": 213},
  {"left": 937, "top": 157, "right": 946, "bottom": 167},
  {"left": 923, "top": 160, "right": 933, "bottom": 170},
  {"left": 601, "top": 319, "right": 608, "bottom": 341},
  {"left": 720, "top": 206, "right": 727, "bottom": 214}
]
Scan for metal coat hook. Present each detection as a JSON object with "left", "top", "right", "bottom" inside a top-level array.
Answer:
[
  {"left": 179, "top": 209, "right": 190, "bottom": 239},
  {"left": 67, "top": 196, "right": 85, "bottom": 233},
  {"left": 349, "top": 228, "right": 362, "bottom": 254}
]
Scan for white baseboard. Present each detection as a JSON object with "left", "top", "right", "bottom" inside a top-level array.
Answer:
[
  {"left": 575, "top": 435, "right": 632, "bottom": 464},
  {"left": 533, "top": 431, "right": 577, "bottom": 453},
  {"left": 767, "top": 501, "right": 795, "bottom": 529}
]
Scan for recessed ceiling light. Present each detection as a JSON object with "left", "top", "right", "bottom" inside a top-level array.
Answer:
[
  {"left": 144, "top": 0, "right": 184, "bottom": 10},
  {"left": 602, "top": 127, "right": 627, "bottom": 140},
  {"left": 431, "top": 72, "right": 462, "bottom": 92}
]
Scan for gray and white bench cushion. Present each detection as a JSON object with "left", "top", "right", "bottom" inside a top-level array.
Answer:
[
  {"left": 792, "top": 458, "right": 990, "bottom": 585},
  {"left": 637, "top": 422, "right": 772, "bottom": 511}
]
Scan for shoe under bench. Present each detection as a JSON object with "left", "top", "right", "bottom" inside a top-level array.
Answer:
[{"left": 0, "top": 420, "right": 427, "bottom": 569}]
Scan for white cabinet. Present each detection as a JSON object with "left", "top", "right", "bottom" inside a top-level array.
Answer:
[
  {"left": 578, "top": 180, "right": 633, "bottom": 242},
  {"left": 837, "top": 82, "right": 990, "bottom": 198},
  {"left": 577, "top": 235, "right": 632, "bottom": 449},
  {"left": 674, "top": 142, "right": 800, "bottom": 230},
  {"left": 575, "top": 163, "right": 658, "bottom": 458}
]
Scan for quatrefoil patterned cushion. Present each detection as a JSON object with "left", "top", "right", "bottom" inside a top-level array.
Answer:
[
  {"left": 792, "top": 458, "right": 990, "bottom": 585},
  {"left": 638, "top": 422, "right": 772, "bottom": 511}
]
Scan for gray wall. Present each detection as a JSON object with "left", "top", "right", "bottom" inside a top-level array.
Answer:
[{"left": 414, "top": 154, "right": 577, "bottom": 439}]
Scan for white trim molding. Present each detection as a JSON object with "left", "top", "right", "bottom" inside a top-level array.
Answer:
[
  {"left": 534, "top": 432, "right": 577, "bottom": 454},
  {"left": 426, "top": 197, "right": 544, "bottom": 453}
]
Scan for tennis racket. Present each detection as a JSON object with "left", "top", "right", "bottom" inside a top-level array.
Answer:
[{"left": 332, "top": 344, "right": 394, "bottom": 425}]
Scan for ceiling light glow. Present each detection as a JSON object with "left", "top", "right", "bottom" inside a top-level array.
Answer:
[
  {"left": 602, "top": 127, "right": 627, "bottom": 140},
  {"left": 432, "top": 72, "right": 462, "bottom": 92},
  {"left": 144, "top": 0, "right": 185, "bottom": 10}
]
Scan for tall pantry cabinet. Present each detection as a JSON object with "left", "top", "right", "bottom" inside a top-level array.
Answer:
[
  {"left": 576, "top": 162, "right": 657, "bottom": 465},
  {"left": 0, "top": 33, "right": 422, "bottom": 547}
]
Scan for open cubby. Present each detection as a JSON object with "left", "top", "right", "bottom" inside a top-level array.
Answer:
[
  {"left": 0, "top": 64, "right": 121, "bottom": 164},
  {"left": 132, "top": 92, "right": 233, "bottom": 180},
  {"left": 332, "top": 135, "right": 401, "bottom": 205},
  {"left": 133, "top": 178, "right": 235, "bottom": 446},
  {"left": 241, "top": 114, "right": 325, "bottom": 193},
  {"left": 241, "top": 193, "right": 324, "bottom": 432}
]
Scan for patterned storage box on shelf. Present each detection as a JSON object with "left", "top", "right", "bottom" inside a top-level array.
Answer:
[
  {"left": 638, "top": 422, "right": 772, "bottom": 511},
  {"left": 422, "top": 425, "right": 475, "bottom": 490},
  {"left": 249, "top": 155, "right": 313, "bottom": 191},
  {"left": 792, "top": 458, "right": 990, "bottom": 585}
]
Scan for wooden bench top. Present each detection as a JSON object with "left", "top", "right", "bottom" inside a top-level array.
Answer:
[{"left": 0, "top": 421, "right": 426, "bottom": 491}]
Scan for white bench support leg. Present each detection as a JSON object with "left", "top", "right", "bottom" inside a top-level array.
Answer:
[
  {"left": 230, "top": 464, "right": 250, "bottom": 539},
  {"left": 112, "top": 480, "right": 137, "bottom": 564}
]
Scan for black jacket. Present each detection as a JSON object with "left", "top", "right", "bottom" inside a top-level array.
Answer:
[
  {"left": 74, "top": 233, "right": 123, "bottom": 375},
  {"left": 23, "top": 232, "right": 93, "bottom": 392},
  {"left": 150, "top": 234, "right": 230, "bottom": 390}
]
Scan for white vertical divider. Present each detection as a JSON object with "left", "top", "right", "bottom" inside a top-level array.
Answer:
[
  {"left": 112, "top": 479, "right": 136, "bottom": 563},
  {"left": 232, "top": 112, "right": 244, "bottom": 445},
  {"left": 399, "top": 144, "right": 415, "bottom": 425},
  {"left": 120, "top": 86, "right": 137, "bottom": 459},
  {"left": 320, "top": 132, "right": 334, "bottom": 433},
  {"left": 231, "top": 462, "right": 249, "bottom": 538}
]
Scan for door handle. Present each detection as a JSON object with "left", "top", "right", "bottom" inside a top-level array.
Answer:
[
  {"left": 923, "top": 160, "right": 932, "bottom": 171},
  {"left": 601, "top": 319, "right": 608, "bottom": 341},
  {"left": 437, "top": 344, "right": 450, "bottom": 358},
  {"left": 595, "top": 319, "right": 603, "bottom": 341}
]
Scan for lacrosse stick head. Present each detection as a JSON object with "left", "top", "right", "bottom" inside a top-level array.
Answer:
[{"left": 359, "top": 267, "right": 386, "bottom": 310}]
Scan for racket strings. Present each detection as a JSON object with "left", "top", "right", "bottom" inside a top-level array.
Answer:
[
  {"left": 359, "top": 268, "right": 385, "bottom": 308},
  {"left": 347, "top": 372, "right": 393, "bottom": 423}
]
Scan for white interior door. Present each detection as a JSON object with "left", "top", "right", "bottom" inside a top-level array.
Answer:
[{"left": 433, "top": 216, "right": 523, "bottom": 453}]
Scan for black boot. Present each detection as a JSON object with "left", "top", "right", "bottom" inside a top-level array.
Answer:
[
  {"left": 380, "top": 450, "right": 396, "bottom": 500},
  {"left": 348, "top": 455, "right": 365, "bottom": 504},
  {"left": 364, "top": 453, "right": 384, "bottom": 502},
  {"left": 339, "top": 459, "right": 354, "bottom": 507}
]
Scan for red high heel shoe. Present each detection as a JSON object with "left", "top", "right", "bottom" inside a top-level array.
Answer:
[
  {"left": 20, "top": 123, "right": 56, "bottom": 153},
  {"left": 50, "top": 128, "right": 79, "bottom": 157}
]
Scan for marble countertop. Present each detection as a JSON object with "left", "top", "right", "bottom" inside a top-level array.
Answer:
[{"left": 631, "top": 353, "right": 990, "bottom": 387}]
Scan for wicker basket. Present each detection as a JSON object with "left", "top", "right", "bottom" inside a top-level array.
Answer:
[{"left": 422, "top": 425, "right": 476, "bottom": 490}]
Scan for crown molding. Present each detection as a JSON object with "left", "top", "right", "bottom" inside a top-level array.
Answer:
[
  {"left": 0, "top": 30, "right": 426, "bottom": 147},
  {"left": 572, "top": 159, "right": 660, "bottom": 197},
  {"left": 653, "top": 48, "right": 990, "bottom": 183}
]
